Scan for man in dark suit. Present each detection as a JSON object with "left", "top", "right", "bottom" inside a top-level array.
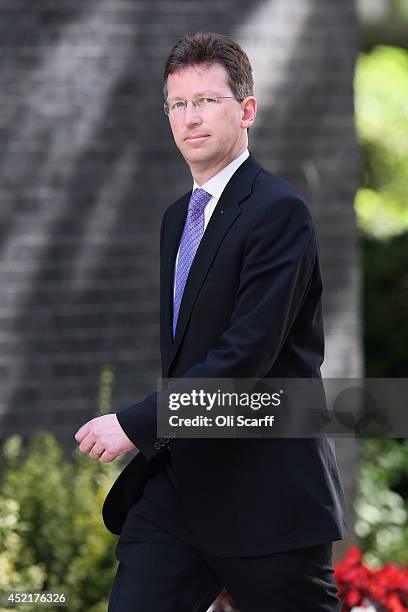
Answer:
[{"left": 75, "top": 32, "right": 348, "bottom": 611}]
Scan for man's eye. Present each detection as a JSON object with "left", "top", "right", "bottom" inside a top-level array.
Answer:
[
  {"left": 202, "top": 97, "right": 217, "bottom": 104},
  {"left": 172, "top": 101, "right": 186, "bottom": 110}
]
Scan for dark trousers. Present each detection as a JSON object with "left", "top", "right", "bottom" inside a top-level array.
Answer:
[{"left": 108, "top": 462, "right": 341, "bottom": 612}]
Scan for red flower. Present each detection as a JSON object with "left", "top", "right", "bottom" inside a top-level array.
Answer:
[
  {"left": 334, "top": 547, "right": 408, "bottom": 611},
  {"left": 343, "top": 587, "right": 362, "bottom": 608},
  {"left": 384, "top": 592, "right": 405, "bottom": 612}
]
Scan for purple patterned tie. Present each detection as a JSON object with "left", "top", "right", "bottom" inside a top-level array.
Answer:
[{"left": 173, "top": 188, "right": 212, "bottom": 338}]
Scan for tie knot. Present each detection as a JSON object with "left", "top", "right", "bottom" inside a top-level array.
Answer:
[{"left": 188, "top": 188, "right": 212, "bottom": 214}]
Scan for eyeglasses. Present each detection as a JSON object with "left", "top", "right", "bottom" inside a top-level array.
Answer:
[{"left": 163, "top": 96, "right": 241, "bottom": 116}]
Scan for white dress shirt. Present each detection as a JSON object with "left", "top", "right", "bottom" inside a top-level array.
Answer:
[{"left": 173, "top": 148, "right": 250, "bottom": 298}]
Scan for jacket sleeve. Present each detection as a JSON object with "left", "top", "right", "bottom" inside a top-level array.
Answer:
[{"left": 117, "top": 196, "right": 318, "bottom": 460}]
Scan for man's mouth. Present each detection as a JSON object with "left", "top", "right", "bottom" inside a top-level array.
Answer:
[{"left": 185, "top": 134, "right": 210, "bottom": 141}]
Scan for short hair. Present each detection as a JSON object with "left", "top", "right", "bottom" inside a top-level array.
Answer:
[{"left": 163, "top": 31, "right": 254, "bottom": 101}]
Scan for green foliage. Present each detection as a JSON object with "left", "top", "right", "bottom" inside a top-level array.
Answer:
[
  {"left": 0, "top": 495, "right": 46, "bottom": 593},
  {"left": 0, "top": 433, "right": 121, "bottom": 612},
  {"left": 354, "top": 45, "right": 408, "bottom": 238},
  {"left": 354, "top": 439, "right": 408, "bottom": 567},
  {"left": 355, "top": 44, "right": 408, "bottom": 573},
  {"left": 362, "top": 232, "right": 408, "bottom": 376},
  {"left": 392, "top": 0, "right": 408, "bottom": 17}
]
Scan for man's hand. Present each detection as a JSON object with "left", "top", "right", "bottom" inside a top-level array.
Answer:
[{"left": 74, "top": 414, "right": 136, "bottom": 463}]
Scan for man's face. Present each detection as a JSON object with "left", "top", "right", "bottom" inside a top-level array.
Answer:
[{"left": 165, "top": 63, "right": 250, "bottom": 178}]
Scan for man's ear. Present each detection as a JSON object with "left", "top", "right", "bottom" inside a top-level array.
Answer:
[{"left": 241, "top": 97, "right": 257, "bottom": 129}]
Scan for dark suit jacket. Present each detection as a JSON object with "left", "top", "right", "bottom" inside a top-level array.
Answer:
[{"left": 102, "top": 153, "right": 348, "bottom": 556}]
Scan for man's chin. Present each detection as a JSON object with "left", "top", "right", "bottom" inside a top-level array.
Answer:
[{"left": 182, "top": 150, "right": 214, "bottom": 167}]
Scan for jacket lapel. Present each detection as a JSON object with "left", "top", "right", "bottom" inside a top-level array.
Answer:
[{"left": 162, "top": 154, "right": 263, "bottom": 376}]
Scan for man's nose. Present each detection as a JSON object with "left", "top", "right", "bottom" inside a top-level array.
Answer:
[{"left": 183, "top": 100, "right": 202, "bottom": 126}]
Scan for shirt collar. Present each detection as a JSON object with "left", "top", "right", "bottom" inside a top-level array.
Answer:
[{"left": 192, "top": 148, "right": 250, "bottom": 200}]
